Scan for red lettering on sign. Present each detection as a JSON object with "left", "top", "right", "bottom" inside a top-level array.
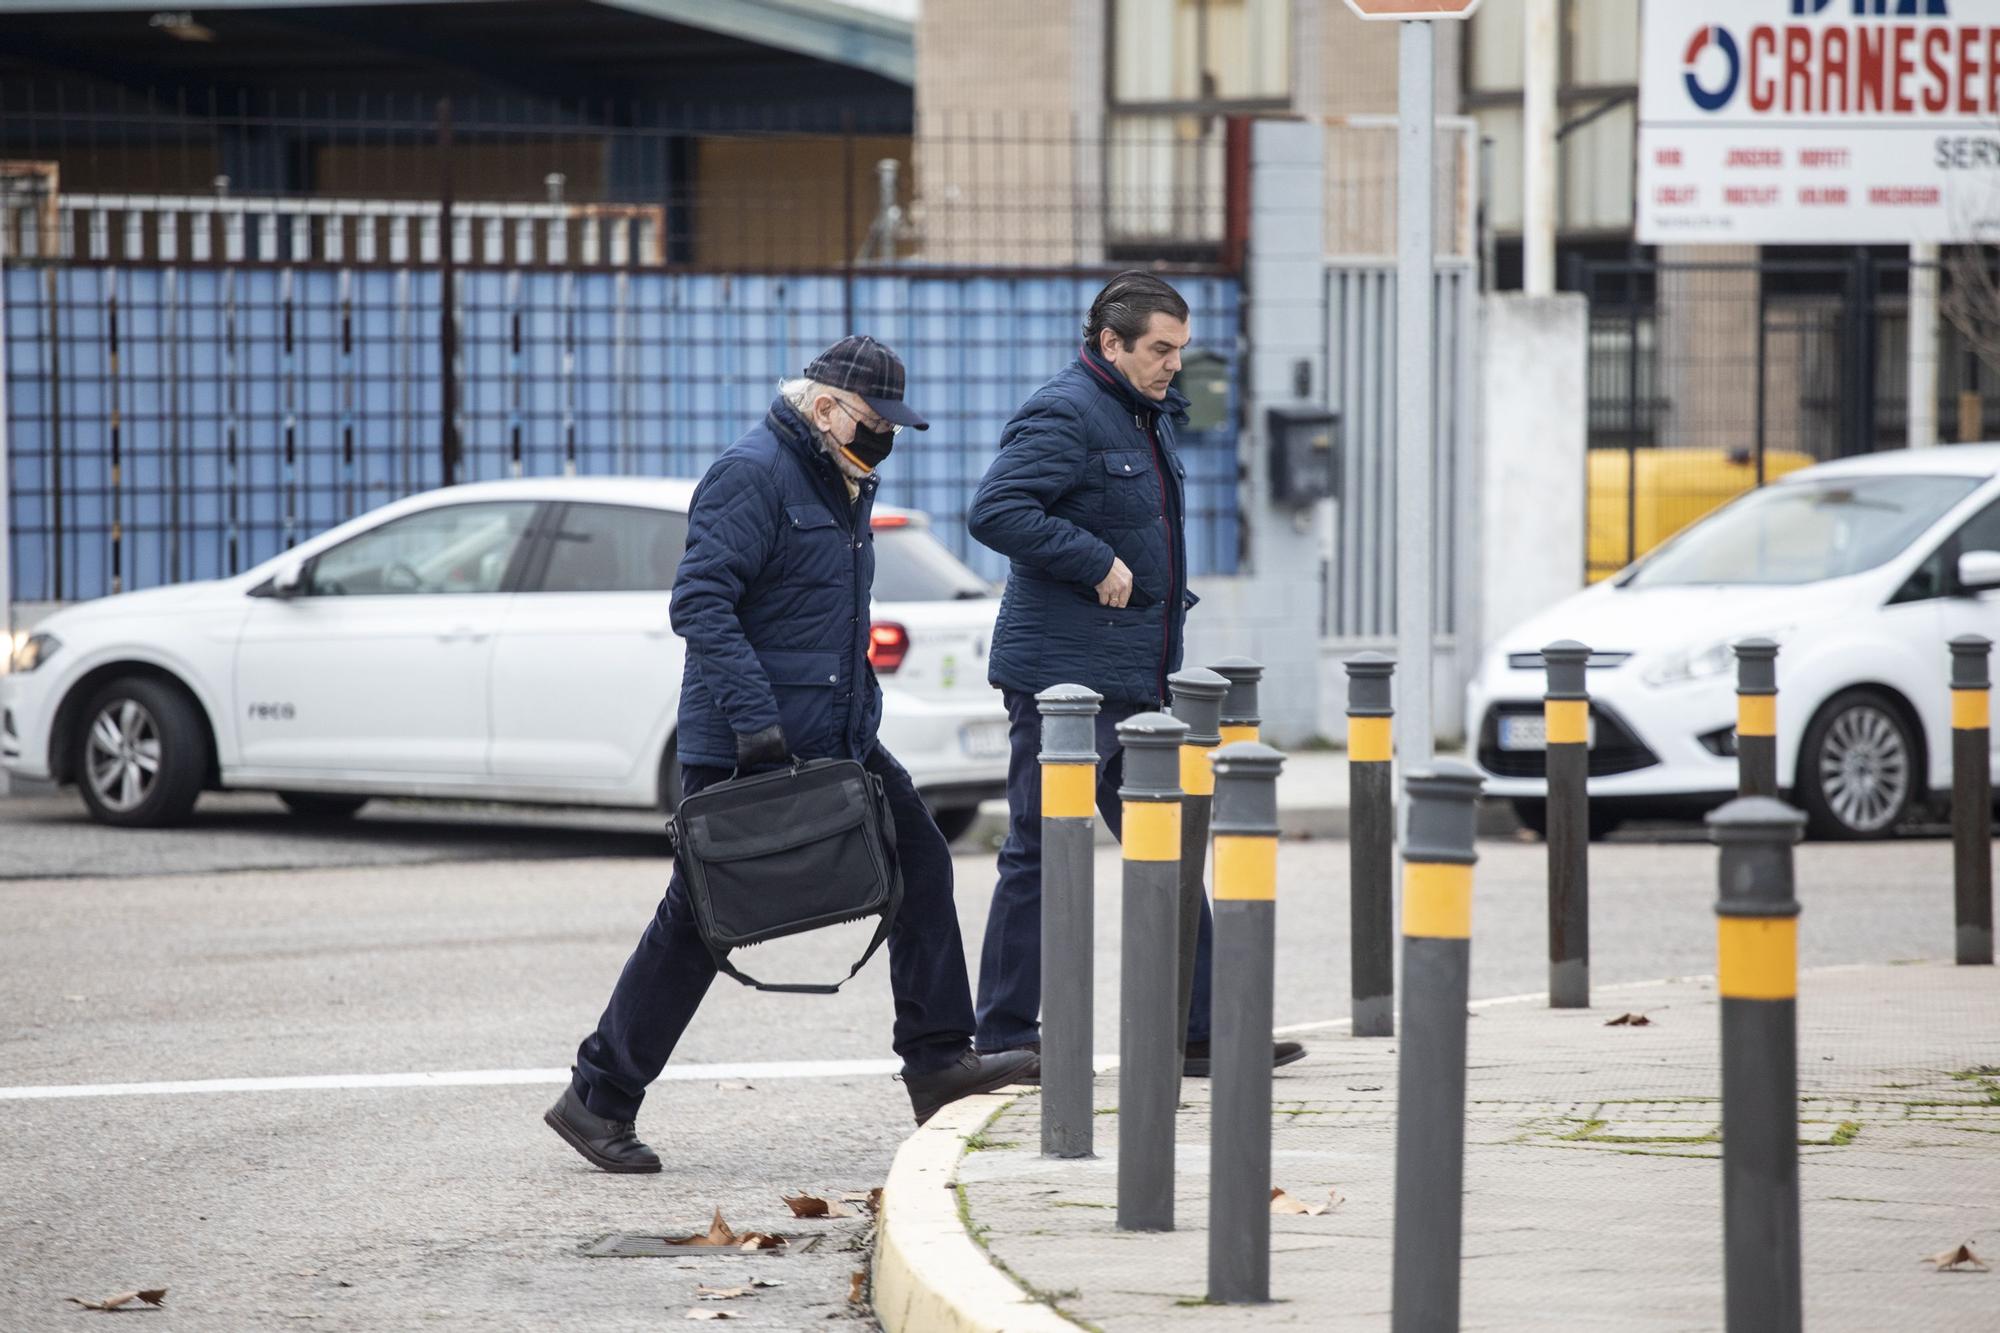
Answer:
[
  {"left": 1750, "top": 26, "right": 1778, "bottom": 113},
  {"left": 1823, "top": 26, "right": 1851, "bottom": 111},
  {"left": 1891, "top": 26, "right": 1916, "bottom": 113},
  {"left": 1800, "top": 187, "right": 1848, "bottom": 206},
  {"left": 1959, "top": 27, "right": 1981, "bottom": 115},
  {"left": 1657, "top": 186, "right": 1698, "bottom": 206},
  {"left": 1726, "top": 148, "right": 1783, "bottom": 168},
  {"left": 1800, "top": 148, "right": 1850, "bottom": 168},
  {"left": 1857, "top": 26, "right": 1886, "bottom": 112},
  {"left": 1656, "top": 148, "right": 1683, "bottom": 167},
  {"left": 1869, "top": 186, "right": 1940, "bottom": 206},
  {"left": 1923, "top": 27, "right": 1952, "bottom": 113},
  {"left": 1989, "top": 28, "right": 2000, "bottom": 114},
  {"left": 1784, "top": 26, "right": 1815, "bottom": 112},
  {"left": 1725, "top": 186, "right": 1781, "bottom": 206}
]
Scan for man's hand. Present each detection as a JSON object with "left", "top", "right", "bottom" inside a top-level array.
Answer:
[
  {"left": 1095, "top": 556, "right": 1135, "bottom": 608},
  {"left": 735, "top": 724, "right": 789, "bottom": 773}
]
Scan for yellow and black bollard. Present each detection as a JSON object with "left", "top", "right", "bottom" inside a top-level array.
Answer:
[
  {"left": 1389, "top": 761, "right": 1485, "bottom": 1333},
  {"left": 1212, "top": 656, "right": 1264, "bottom": 746},
  {"left": 1708, "top": 796, "right": 1806, "bottom": 1333},
  {"left": 1169, "top": 668, "right": 1230, "bottom": 1085},
  {"left": 1950, "top": 636, "right": 1994, "bottom": 966},
  {"left": 1038, "top": 683, "right": 1104, "bottom": 1159},
  {"left": 1345, "top": 651, "right": 1396, "bottom": 1037},
  {"left": 1733, "top": 638, "right": 1780, "bottom": 800},
  {"left": 1205, "top": 740, "right": 1286, "bottom": 1305},
  {"left": 1542, "top": 640, "right": 1591, "bottom": 1009}
]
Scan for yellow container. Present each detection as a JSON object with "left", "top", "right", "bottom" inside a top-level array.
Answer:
[{"left": 1587, "top": 448, "right": 1815, "bottom": 582}]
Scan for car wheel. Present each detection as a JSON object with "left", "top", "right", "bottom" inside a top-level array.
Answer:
[
  {"left": 74, "top": 676, "right": 209, "bottom": 828},
  {"left": 1798, "top": 689, "right": 1918, "bottom": 840},
  {"left": 930, "top": 805, "right": 981, "bottom": 845},
  {"left": 278, "top": 792, "right": 371, "bottom": 819},
  {"left": 1510, "top": 798, "right": 1621, "bottom": 842}
]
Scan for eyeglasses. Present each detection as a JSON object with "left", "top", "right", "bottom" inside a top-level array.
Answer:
[{"left": 834, "top": 399, "right": 903, "bottom": 437}]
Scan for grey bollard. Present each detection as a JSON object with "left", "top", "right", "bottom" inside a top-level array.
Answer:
[
  {"left": 1542, "top": 640, "right": 1592, "bottom": 1009},
  {"left": 1169, "top": 667, "right": 1229, "bottom": 1088},
  {"left": 1206, "top": 741, "right": 1287, "bottom": 1305},
  {"left": 1390, "top": 761, "right": 1484, "bottom": 1333},
  {"left": 1116, "top": 709, "right": 1190, "bottom": 1233},
  {"left": 1039, "top": 683, "right": 1104, "bottom": 1159},
  {"left": 1708, "top": 797, "right": 1806, "bottom": 1333},
  {"left": 1950, "top": 636, "right": 1994, "bottom": 965},
  {"left": 1733, "top": 639, "right": 1780, "bottom": 800},
  {"left": 1345, "top": 652, "right": 1396, "bottom": 1038},
  {"left": 1212, "top": 656, "right": 1264, "bottom": 746}
]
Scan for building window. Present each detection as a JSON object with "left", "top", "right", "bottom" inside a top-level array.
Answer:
[
  {"left": 1106, "top": 0, "right": 1291, "bottom": 254},
  {"left": 1463, "top": 0, "right": 1638, "bottom": 241}
]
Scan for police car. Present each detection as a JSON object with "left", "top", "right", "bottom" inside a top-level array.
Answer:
[{"left": 1, "top": 478, "right": 1009, "bottom": 837}]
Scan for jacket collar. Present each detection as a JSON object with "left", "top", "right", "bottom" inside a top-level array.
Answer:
[
  {"left": 1078, "top": 344, "right": 1191, "bottom": 427},
  {"left": 766, "top": 395, "right": 879, "bottom": 505}
]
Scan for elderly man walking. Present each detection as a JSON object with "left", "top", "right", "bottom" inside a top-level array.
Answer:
[
  {"left": 545, "top": 337, "right": 1035, "bottom": 1173},
  {"left": 967, "top": 273, "right": 1305, "bottom": 1076}
]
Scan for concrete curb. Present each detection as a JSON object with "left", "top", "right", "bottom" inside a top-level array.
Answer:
[{"left": 871, "top": 1092, "right": 1076, "bottom": 1333}]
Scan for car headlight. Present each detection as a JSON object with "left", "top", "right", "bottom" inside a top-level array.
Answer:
[
  {"left": 9, "top": 631, "right": 60, "bottom": 674},
  {"left": 1641, "top": 633, "right": 1780, "bottom": 689}
]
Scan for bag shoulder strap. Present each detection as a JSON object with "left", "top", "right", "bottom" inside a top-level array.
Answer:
[{"left": 706, "top": 910, "right": 894, "bottom": 995}]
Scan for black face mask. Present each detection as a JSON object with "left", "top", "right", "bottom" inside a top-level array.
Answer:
[{"left": 835, "top": 402, "right": 896, "bottom": 472}]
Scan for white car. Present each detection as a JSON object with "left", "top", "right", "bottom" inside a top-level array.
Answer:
[
  {"left": 1, "top": 477, "right": 1010, "bottom": 836},
  {"left": 1468, "top": 446, "right": 2000, "bottom": 839}
]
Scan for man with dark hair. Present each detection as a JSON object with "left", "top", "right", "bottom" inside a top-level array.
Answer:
[
  {"left": 966, "top": 273, "right": 1305, "bottom": 1075},
  {"left": 543, "top": 337, "right": 1036, "bottom": 1174}
]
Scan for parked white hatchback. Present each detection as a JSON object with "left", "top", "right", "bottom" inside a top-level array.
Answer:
[
  {"left": 1468, "top": 446, "right": 2000, "bottom": 839},
  {"left": 1, "top": 477, "right": 1009, "bottom": 837}
]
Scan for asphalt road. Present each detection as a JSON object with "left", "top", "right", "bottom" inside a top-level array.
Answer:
[{"left": 0, "top": 797, "right": 1973, "bottom": 1329}]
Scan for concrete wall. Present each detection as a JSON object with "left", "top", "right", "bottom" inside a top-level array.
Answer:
[{"left": 1476, "top": 293, "right": 1588, "bottom": 664}]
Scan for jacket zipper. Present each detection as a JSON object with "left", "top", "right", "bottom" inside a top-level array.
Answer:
[{"left": 1143, "top": 415, "right": 1176, "bottom": 705}]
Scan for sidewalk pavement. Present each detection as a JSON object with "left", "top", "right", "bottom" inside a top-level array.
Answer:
[{"left": 874, "top": 962, "right": 2000, "bottom": 1332}]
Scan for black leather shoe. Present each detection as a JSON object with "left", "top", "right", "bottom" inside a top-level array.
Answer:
[
  {"left": 973, "top": 1041, "right": 1041, "bottom": 1086},
  {"left": 544, "top": 1086, "right": 662, "bottom": 1174},
  {"left": 906, "top": 1048, "right": 1040, "bottom": 1126},
  {"left": 1182, "top": 1039, "right": 1306, "bottom": 1079}
]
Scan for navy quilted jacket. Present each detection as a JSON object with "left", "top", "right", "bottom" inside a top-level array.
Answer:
[
  {"left": 969, "top": 346, "right": 1196, "bottom": 707},
  {"left": 672, "top": 398, "right": 882, "bottom": 769}
]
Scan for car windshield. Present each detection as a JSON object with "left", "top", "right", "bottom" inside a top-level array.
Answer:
[
  {"left": 1624, "top": 473, "right": 1982, "bottom": 588},
  {"left": 873, "top": 526, "right": 992, "bottom": 602}
]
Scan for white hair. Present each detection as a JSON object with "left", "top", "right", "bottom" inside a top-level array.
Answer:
[{"left": 780, "top": 377, "right": 839, "bottom": 417}]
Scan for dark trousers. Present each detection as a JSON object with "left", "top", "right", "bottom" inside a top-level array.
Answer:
[
  {"left": 573, "top": 746, "right": 974, "bottom": 1120},
  {"left": 973, "top": 689, "right": 1214, "bottom": 1052}
]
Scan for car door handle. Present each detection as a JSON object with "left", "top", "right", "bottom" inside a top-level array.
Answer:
[{"left": 437, "top": 627, "right": 490, "bottom": 643}]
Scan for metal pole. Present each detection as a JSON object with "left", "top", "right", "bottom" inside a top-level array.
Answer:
[
  {"left": 1117, "top": 710, "right": 1190, "bottom": 1233},
  {"left": 1346, "top": 651, "right": 1397, "bottom": 1037},
  {"left": 1397, "top": 20, "right": 1437, "bottom": 778},
  {"left": 0, "top": 254, "right": 13, "bottom": 729},
  {"left": 1390, "top": 761, "right": 1484, "bottom": 1333},
  {"left": 1909, "top": 243, "right": 1939, "bottom": 449},
  {"left": 1708, "top": 797, "right": 1806, "bottom": 1333},
  {"left": 1521, "top": 0, "right": 1558, "bottom": 298},
  {"left": 1950, "top": 636, "right": 1994, "bottom": 966},
  {"left": 1212, "top": 656, "right": 1263, "bottom": 746},
  {"left": 1543, "top": 640, "right": 1591, "bottom": 1009},
  {"left": 1206, "top": 740, "right": 1286, "bottom": 1306},
  {"left": 1734, "top": 639, "right": 1780, "bottom": 800},
  {"left": 436, "top": 98, "right": 459, "bottom": 488},
  {"left": 1169, "top": 667, "right": 1229, "bottom": 1084},
  {"left": 1039, "top": 683, "right": 1104, "bottom": 1159}
]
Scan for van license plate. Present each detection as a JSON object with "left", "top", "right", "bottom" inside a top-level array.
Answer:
[{"left": 960, "top": 721, "right": 1011, "bottom": 760}]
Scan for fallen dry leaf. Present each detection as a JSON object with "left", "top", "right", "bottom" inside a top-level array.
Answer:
[
  {"left": 1270, "top": 1187, "right": 1340, "bottom": 1217},
  {"left": 849, "top": 1270, "right": 866, "bottom": 1304},
  {"left": 1605, "top": 1013, "right": 1652, "bottom": 1027},
  {"left": 841, "top": 1188, "right": 886, "bottom": 1214},
  {"left": 736, "top": 1232, "right": 787, "bottom": 1251},
  {"left": 696, "top": 1286, "right": 756, "bottom": 1301},
  {"left": 1922, "top": 1242, "right": 1990, "bottom": 1272},
  {"left": 784, "top": 1194, "right": 858, "bottom": 1220},
  {"left": 684, "top": 1311, "right": 738, "bottom": 1322},
  {"left": 664, "top": 1208, "right": 739, "bottom": 1249},
  {"left": 66, "top": 1289, "right": 167, "bottom": 1312}
]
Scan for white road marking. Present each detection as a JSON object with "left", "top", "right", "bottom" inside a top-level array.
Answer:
[{"left": 0, "top": 1057, "right": 904, "bottom": 1103}]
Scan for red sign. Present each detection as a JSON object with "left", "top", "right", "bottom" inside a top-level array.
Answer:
[{"left": 1343, "top": 0, "right": 1482, "bottom": 19}]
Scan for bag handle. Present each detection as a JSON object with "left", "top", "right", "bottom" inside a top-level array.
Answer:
[{"left": 705, "top": 910, "right": 894, "bottom": 994}]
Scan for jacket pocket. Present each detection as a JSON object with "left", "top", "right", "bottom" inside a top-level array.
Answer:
[
  {"left": 758, "top": 648, "right": 840, "bottom": 753},
  {"left": 784, "top": 503, "right": 847, "bottom": 586},
  {"left": 1098, "top": 450, "right": 1160, "bottom": 527}
]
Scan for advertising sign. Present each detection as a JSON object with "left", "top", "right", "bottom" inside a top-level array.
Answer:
[{"left": 1638, "top": 0, "right": 2000, "bottom": 243}]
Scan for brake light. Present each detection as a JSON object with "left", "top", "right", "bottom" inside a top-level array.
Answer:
[
  {"left": 868, "top": 622, "right": 910, "bottom": 673},
  {"left": 871, "top": 514, "right": 912, "bottom": 529}
]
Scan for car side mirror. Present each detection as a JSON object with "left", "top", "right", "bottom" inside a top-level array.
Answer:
[
  {"left": 270, "top": 558, "right": 307, "bottom": 599},
  {"left": 1959, "top": 550, "right": 2000, "bottom": 594}
]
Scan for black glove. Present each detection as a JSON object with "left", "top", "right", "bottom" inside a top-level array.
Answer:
[{"left": 735, "top": 724, "right": 789, "bottom": 773}]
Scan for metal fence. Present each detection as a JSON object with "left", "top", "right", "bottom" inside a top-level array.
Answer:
[
  {"left": 2, "top": 92, "right": 1246, "bottom": 606},
  {"left": 1575, "top": 252, "right": 2000, "bottom": 580}
]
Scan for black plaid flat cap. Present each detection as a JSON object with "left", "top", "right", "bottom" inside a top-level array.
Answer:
[{"left": 803, "top": 335, "right": 929, "bottom": 430}]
